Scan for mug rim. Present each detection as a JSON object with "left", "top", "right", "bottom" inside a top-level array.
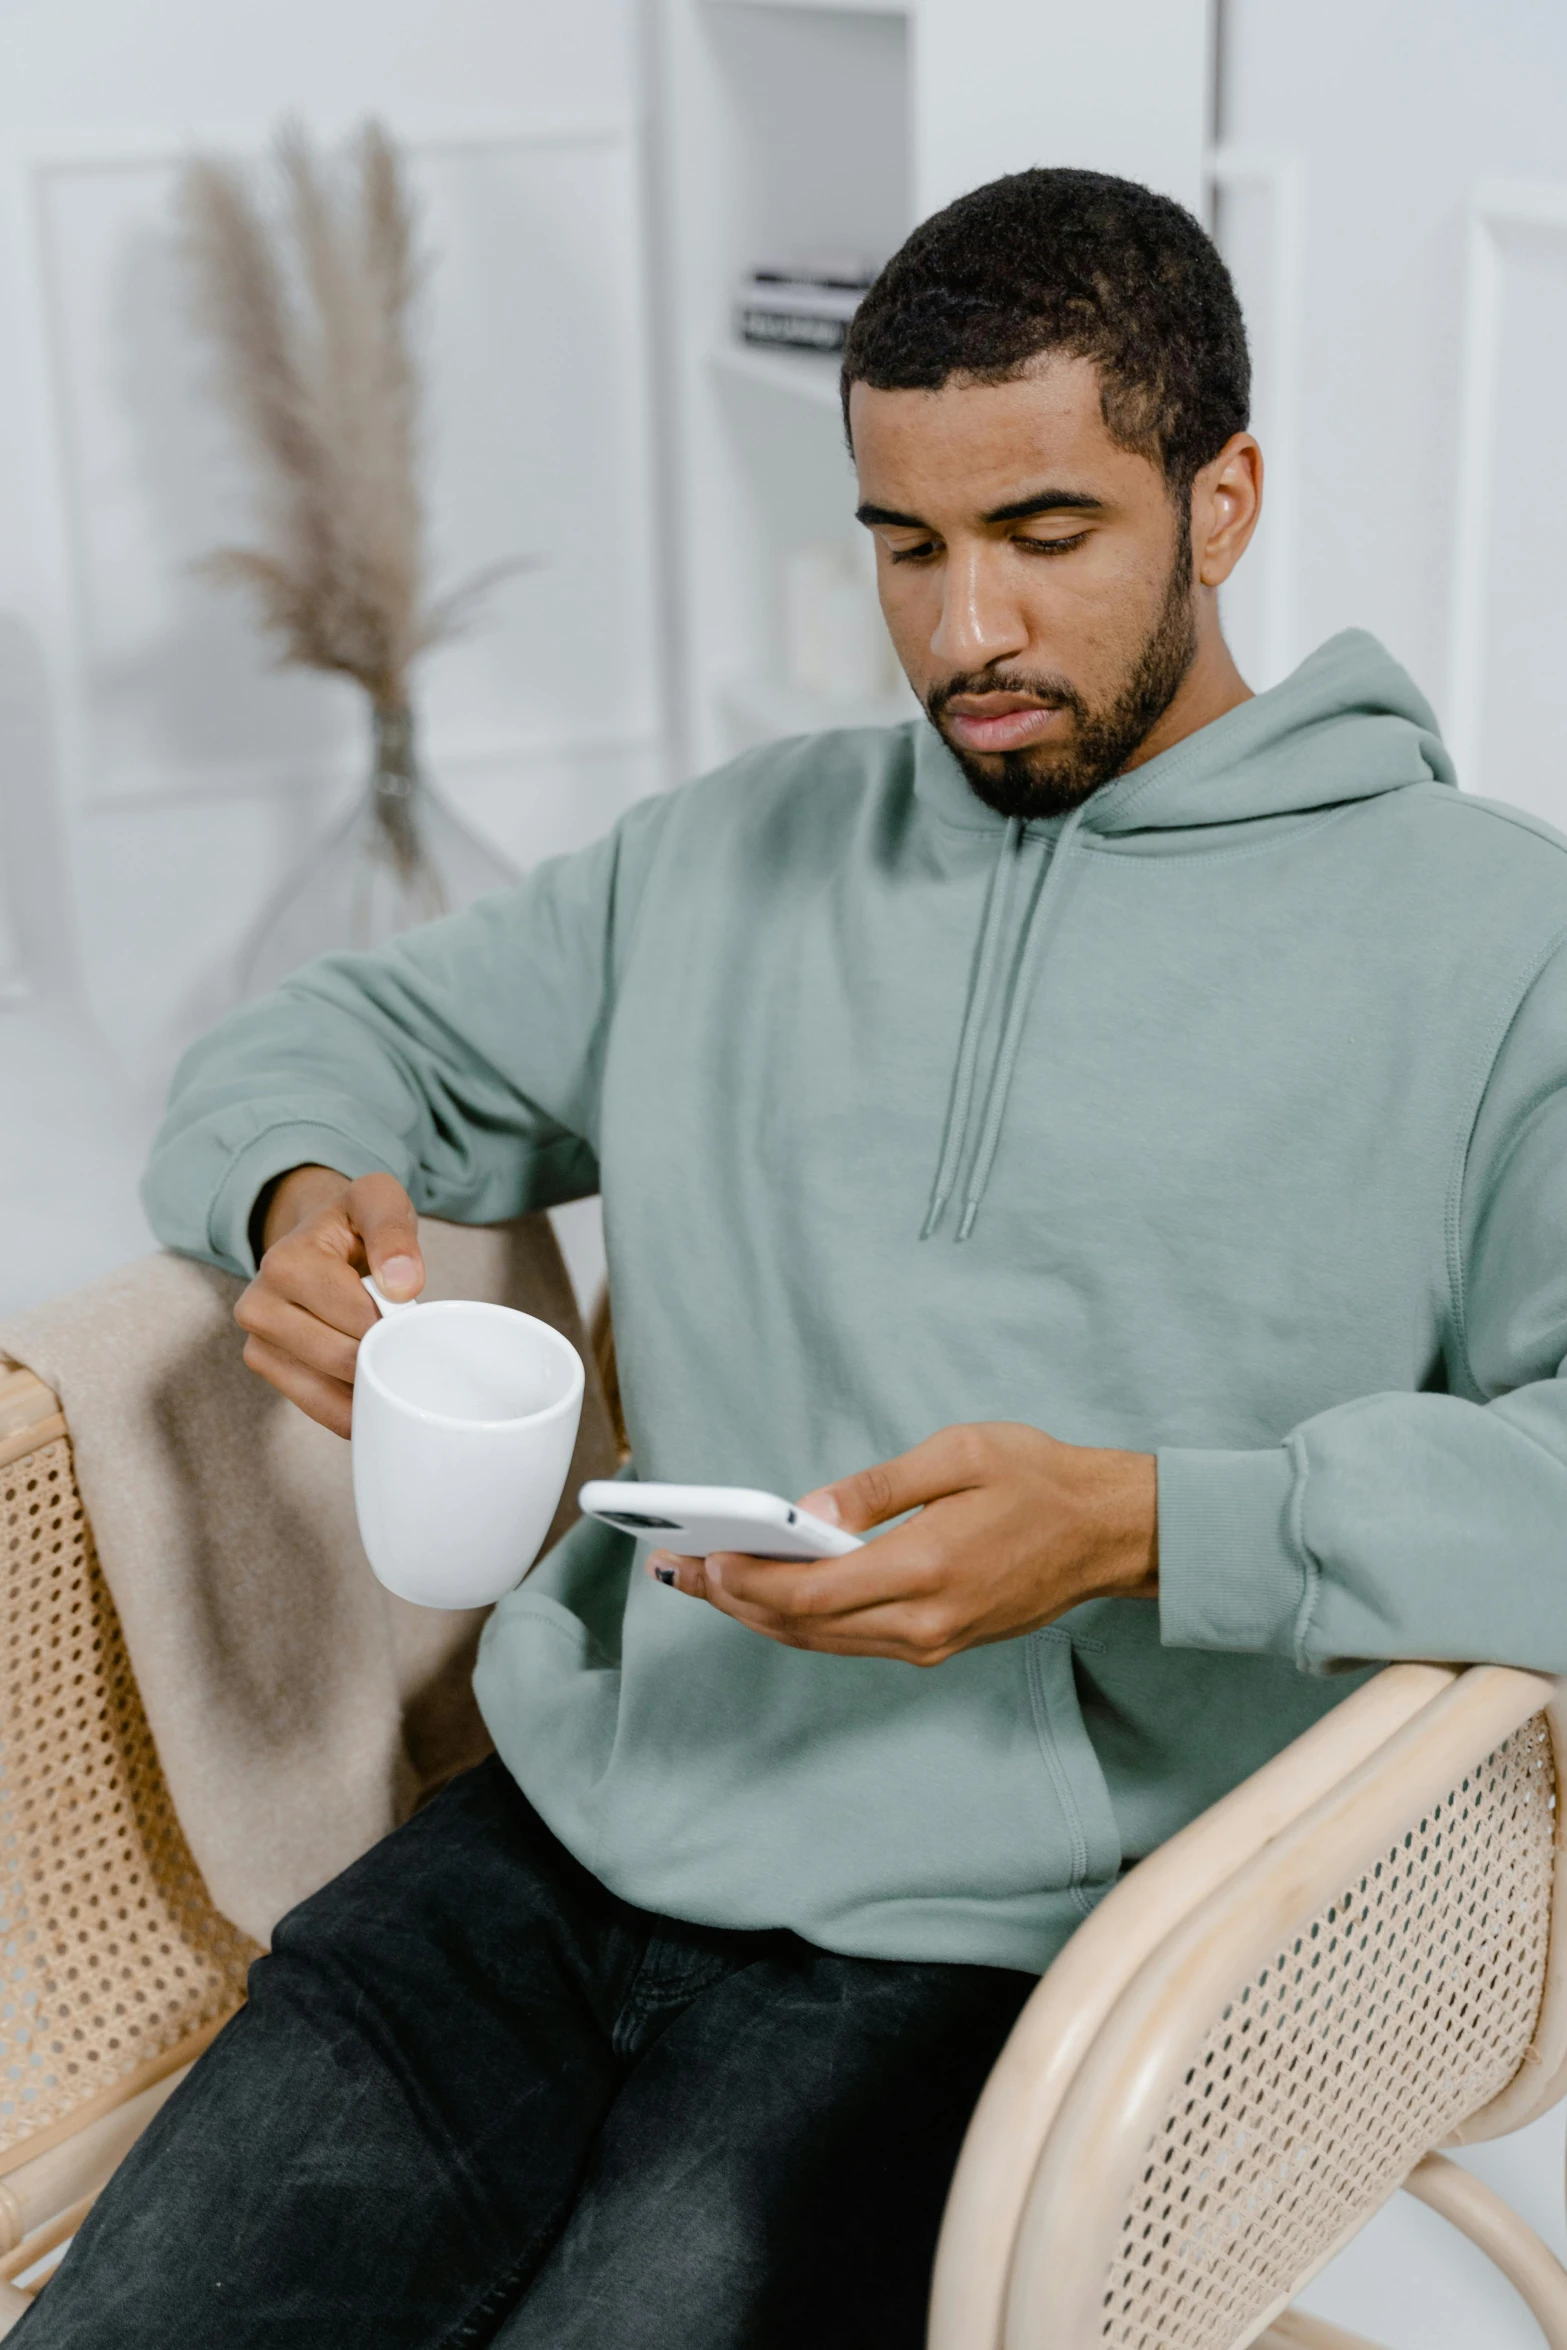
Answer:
[{"left": 356, "top": 1299, "right": 585, "bottom": 1433}]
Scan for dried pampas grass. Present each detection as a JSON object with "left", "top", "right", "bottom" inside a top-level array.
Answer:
[{"left": 178, "top": 119, "right": 509, "bottom": 710}]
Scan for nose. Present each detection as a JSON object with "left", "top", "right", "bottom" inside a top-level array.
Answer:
[{"left": 928, "top": 544, "right": 1029, "bottom": 672}]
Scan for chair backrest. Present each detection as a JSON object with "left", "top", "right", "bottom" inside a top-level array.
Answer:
[
  {"left": 0, "top": 1365, "right": 256, "bottom": 2198},
  {"left": 932, "top": 1661, "right": 1566, "bottom": 2350},
  {"left": 0, "top": 1217, "right": 616, "bottom": 2299}
]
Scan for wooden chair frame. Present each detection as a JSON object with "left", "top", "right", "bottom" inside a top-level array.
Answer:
[{"left": 932, "top": 1661, "right": 1567, "bottom": 2348}]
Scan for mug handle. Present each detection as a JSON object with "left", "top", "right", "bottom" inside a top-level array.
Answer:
[{"left": 362, "top": 1274, "right": 418, "bottom": 1319}]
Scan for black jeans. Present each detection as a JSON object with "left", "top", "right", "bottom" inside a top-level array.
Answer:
[{"left": 19, "top": 1758, "right": 1033, "bottom": 2348}]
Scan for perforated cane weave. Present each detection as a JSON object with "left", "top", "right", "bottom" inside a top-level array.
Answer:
[
  {"left": 1102, "top": 1717, "right": 1557, "bottom": 2350},
  {"left": 0, "top": 1424, "right": 257, "bottom": 2158}
]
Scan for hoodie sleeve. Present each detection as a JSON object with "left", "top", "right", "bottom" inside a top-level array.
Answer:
[
  {"left": 142, "top": 794, "right": 668, "bottom": 1277},
  {"left": 1157, "top": 935, "right": 1567, "bottom": 1675}
]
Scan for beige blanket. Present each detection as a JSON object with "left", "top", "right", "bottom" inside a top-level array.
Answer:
[{"left": 0, "top": 1217, "right": 615, "bottom": 1946}]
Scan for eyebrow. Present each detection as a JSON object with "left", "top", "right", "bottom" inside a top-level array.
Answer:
[{"left": 855, "top": 487, "right": 1108, "bottom": 530}]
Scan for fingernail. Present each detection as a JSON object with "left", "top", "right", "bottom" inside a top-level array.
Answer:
[
  {"left": 799, "top": 1490, "right": 841, "bottom": 1524},
  {"left": 706, "top": 1558, "right": 723, "bottom": 1591},
  {"left": 654, "top": 1567, "right": 677, "bottom": 1588},
  {"left": 377, "top": 1254, "right": 421, "bottom": 1297},
  {"left": 647, "top": 1553, "right": 678, "bottom": 1586}
]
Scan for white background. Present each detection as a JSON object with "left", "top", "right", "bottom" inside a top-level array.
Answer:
[
  {"left": 1217, "top": 0, "right": 1567, "bottom": 822},
  {"left": 0, "top": 0, "right": 663, "bottom": 1308}
]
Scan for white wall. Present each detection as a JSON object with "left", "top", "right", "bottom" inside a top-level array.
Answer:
[
  {"left": 915, "top": 0, "right": 1211, "bottom": 220},
  {"left": 1216, "top": 0, "right": 1567, "bottom": 823},
  {"left": 0, "top": 0, "right": 662, "bottom": 1310}
]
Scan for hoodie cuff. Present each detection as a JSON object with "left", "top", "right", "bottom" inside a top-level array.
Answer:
[
  {"left": 208, "top": 1121, "right": 406, "bottom": 1274},
  {"left": 1156, "top": 1446, "right": 1305, "bottom": 1661}
]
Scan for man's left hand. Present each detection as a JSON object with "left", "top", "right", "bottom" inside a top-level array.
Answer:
[{"left": 644, "top": 1422, "right": 1158, "bottom": 1667}]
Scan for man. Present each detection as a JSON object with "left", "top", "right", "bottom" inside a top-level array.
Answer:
[{"left": 24, "top": 168, "right": 1567, "bottom": 2346}]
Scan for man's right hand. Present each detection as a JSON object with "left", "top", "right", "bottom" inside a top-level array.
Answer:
[{"left": 234, "top": 1166, "right": 426, "bottom": 1437}]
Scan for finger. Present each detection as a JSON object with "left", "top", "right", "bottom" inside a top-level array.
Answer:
[
  {"left": 693, "top": 1574, "right": 960, "bottom": 1665},
  {"left": 251, "top": 1233, "right": 380, "bottom": 1340},
  {"left": 800, "top": 1424, "right": 991, "bottom": 1536},
  {"left": 641, "top": 1539, "right": 927, "bottom": 1616},
  {"left": 702, "top": 1531, "right": 937, "bottom": 1622},
  {"left": 347, "top": 1174, "right": 425, "bottom": 1302},
  {"left": 234, "top": 1286, "right": 362, "bottom": 1386},
  {"left": 240, "top": 1332, "right": 355, "bottom": 1439},
  {"left": 645, "top": 1549, "right": 708, "bottom": 1596},
  {"left": 637, "top": 1520, "right": 966, "bottom": 1661}
]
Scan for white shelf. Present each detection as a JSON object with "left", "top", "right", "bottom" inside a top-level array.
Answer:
[
  {"left": 661, "top": 0, "right": 1211, "bottom": 777},
  {"left": 720, "top": 673, "right": 919, "bottom": 745},
  {"left": 707, "top": 341, "right": 844, "bottom": 412}
]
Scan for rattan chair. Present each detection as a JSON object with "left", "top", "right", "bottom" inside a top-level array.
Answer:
[
  {"left": 3, "top": 1335, "right": 1566, "bottom": 2343},
  {"left": 931, "top": 1658, "right": 1567, "bottom": 2348},
  {"left": 0, "top": 1360, "right": 256, "bottom": 2324}
]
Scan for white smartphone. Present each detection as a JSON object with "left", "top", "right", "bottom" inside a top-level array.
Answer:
[{"left": 577, "top": 1481, "right": 863, "bottom": 1561}]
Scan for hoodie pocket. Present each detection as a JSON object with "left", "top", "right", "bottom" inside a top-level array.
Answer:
[{"left": 1026, "top": 1629, "right": 1123, "bottom": 1913}]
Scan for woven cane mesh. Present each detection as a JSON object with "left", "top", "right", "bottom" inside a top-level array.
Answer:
[
  {"left": 1102, "top": 1716, "right": 1557, "bottom": 2350},
  {"left": 0, "top": 1433, "right": 257, "bottom": 2157}
]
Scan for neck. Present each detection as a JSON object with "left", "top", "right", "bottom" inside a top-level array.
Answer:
[{"left": 1122, "top": 594, "right": 1252, "bottom": 774}]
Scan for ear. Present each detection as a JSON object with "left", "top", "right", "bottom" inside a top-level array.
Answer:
[{"left": 1191, "top": 433, "right": 1263, "bottom": 589}]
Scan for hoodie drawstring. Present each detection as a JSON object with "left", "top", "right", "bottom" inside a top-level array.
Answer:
[
  {"left": 919, "top": 818, "right": 1023, "bottom": 1239},
  {"left": 921, "top": 805, "right": 1087, "bottom": 1243},
  {"left": 956, "top": 804, "right": 1087, "bottom": 1239}
]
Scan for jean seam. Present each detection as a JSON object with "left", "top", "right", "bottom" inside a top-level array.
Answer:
[
  {"left": 436, "top": 2224, "right": 564, "bottom": 2350},
  {"left": 610, "top": 1938, "right": 736, "bottom": 2061}
]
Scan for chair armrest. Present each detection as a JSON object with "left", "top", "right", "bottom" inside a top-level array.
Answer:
[
  {"left": 930, "top": 1662, "right": 1458, "bottom": 2350},
  {"left": 0, "top": 1362, "right": 65, "bottom": 1465},
  {"left": 1009, "top": 1663, "right": 1557, "bottom": 2347}
]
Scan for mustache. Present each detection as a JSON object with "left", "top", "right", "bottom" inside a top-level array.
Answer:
[{"left": 925, "top": 670, "right": 1087, "bottom": 726}]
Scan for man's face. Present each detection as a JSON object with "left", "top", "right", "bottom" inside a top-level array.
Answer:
[{"left": 850, "top": 356, "right": 1198, "bottom": 819}]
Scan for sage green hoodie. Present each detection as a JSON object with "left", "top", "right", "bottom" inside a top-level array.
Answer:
[{"left": 145, "top": 631, "right": 1567, "bottom": 1974}]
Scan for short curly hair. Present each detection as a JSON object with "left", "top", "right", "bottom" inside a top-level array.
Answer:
[{"left": 841, "top": 168, "right": 1250, "bottom": 492}]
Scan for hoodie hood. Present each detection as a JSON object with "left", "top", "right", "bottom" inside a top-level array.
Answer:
[
  {"left": 915, "top": 631, "right": 1457, "bottom": 1240},
  {"left": 913, "top": 628, "right": 1457, "bottom": 842}
]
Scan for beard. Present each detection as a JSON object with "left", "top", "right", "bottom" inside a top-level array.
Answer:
[{"left": 926, "top": 520, "right": 1199, "bottom": 821}]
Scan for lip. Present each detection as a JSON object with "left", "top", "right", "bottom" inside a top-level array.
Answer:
[{"left": 944, "top": 700, "right": 1067, "bottom": 754}]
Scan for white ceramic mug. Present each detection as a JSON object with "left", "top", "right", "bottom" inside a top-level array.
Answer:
[{"left": 351, "top": 1284, "right": 584, "bottom": 1609}]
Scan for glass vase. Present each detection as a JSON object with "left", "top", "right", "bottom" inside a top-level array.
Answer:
[{"left": 237, "top": 703, "right": 519, "bottom": 1000}]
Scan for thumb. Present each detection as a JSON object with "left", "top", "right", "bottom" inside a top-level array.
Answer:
[
  {"left": 799, "top": 1428, "right": 969, "bottom": 1537},
  {"left": 347, "top": 1173, "right": 426, "bottom": 1302}
]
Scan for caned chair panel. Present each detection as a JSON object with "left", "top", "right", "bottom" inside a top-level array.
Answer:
[
  {"left": 959, "top": 1664, "right": 1564, "bottom": 2350},
  {"left": 0, "top": 1364, "right": 256, "bottom": 2297}
]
